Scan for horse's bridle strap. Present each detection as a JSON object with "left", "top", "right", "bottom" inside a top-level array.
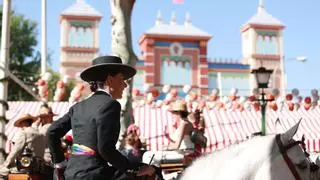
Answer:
[{"left": 275, "top": 134, "right": 301, "bottom": 180}]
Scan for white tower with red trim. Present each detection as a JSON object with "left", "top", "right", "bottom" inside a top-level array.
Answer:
[
  {"left": 241, "top": 0, "right": 285, "bottom": 93},
  {"left": 59, "top": 0, "right": 102, "bottom": 81}
]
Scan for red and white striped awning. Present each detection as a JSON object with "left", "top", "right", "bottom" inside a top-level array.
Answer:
[
  {"left": 4, "top": 102, "right": 320, "bottom": 153},
  {"left": 5, "top": 101, "right": 75, "bottom": 152},
  {"left": 133, "top": 105, "right": 320, "bottom": 153}
]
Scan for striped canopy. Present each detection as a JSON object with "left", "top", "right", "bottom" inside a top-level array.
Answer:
[
  {"left": 134, "top": 105, "right": 320, "bottom": 153},
  {"left": 5, "top": 101, "right": 320, "bottom": 153}
]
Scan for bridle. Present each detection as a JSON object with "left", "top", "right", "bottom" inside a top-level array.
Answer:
[{"left": 275, "top": 134, "right": 316, "bottom": 180}]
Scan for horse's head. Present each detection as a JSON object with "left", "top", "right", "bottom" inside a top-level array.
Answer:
[
  {"left": 270, "top": 120, "right": 310, "bottom": 180},
  {"left": 180, "top": 120, "right": 312, "bottom": 180}
]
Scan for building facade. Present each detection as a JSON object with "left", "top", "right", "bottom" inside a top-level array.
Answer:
[
  {"left": 133, "top": 1, "right": 286, "bottom": 97},
  {"left": 59, "top": 0, "right": 102, "bottom": 81},
  {"left": 59, "top": 1, "right": 286, "bottom": 97}
]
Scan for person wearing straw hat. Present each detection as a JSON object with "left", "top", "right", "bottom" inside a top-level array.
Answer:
[
  {"left": 34, "top": 103, "right": 57, "bottom": 165},
  {"left": 0, "top": 114, "right": 43, "bottom": 177},
  {"left": 47, "top": 56, "right": 156, "bottom": 180},
  {"left": 166, "top": 100, "right": 194, "bottom": 151},
  {"left": 37, "top": 103, "right": 57, "bottom": 141},
  {"left": 142, "top": 100, "right": 194, "bottom": 168},
  {"left": 36, "top": 103, "right": 57, "bottom": 180}
]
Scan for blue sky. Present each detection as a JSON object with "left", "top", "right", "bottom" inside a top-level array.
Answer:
[{"left": 2, "top": 0, "right": 319, "bottom": 95}]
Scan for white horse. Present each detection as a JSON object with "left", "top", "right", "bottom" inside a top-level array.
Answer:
[{"left": 180, "top": 121, "right": 310, "bottom": 180}]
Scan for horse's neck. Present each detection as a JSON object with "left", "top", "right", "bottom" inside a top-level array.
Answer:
[
  {"left": 202, "top": 137, "right": 274, "bottom": 179},
  {"left": 182, "top": 134, "right": 311, "bottom": 180},
  {"left": 221, "top": 136, "right": 274, "bottom": 157},
  {"left": 211, "top": 136, "right": 276, "bottom": 174}
]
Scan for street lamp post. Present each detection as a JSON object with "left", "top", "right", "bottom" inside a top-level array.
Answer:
[{"left": 251, "top": 67, "right": 274, "bottom": 136}]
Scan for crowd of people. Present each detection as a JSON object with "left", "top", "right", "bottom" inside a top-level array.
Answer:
[
  {"left": 0, "top": 99, "right": 206, "bottom": 179},
  {"left": 0, "top": 55, "right": 208, "bottom": 180},
  {"left": 0, "top": 103, "right": 56, "bottom": 179},
  {"left": 116, "top": 100, "right": 207, "bottom": 180},
  {"left": 132, "top": 84, "right": 320, "bottom": 113}
]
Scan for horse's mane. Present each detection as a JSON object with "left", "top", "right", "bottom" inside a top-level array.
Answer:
[
  {"left": 210, "top": 135, "right": 276, "bottom": 158},
  {"left": 185, "top": 135, "right": 278, "bottom": 179}
]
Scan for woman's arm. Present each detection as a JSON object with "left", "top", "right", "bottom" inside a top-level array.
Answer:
[
  {"left": 47, "top": 108, "right": 73, "bottom": 163},
  {"left": 165, "top": 134, "right": 175, "bottom": 143},
  {"left": 164, "top": 125, "right": 175, "bottom": 143},
  {"left": 3, "top": 130, "right": 26, "bottom": 167}
]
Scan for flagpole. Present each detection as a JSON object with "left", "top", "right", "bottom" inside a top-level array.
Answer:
[
  {"left": 41, "top": 0, "right": 47, "bottom": 75},
  {"left": 0, "top": 0, "right": 11, "bottom": 163}
]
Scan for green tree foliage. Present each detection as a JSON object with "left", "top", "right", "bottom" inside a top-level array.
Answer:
[
  {"left": 0, "top": 6, "right": 39, "bottom": 100},
  {"left": 0, "top": 6, "right": 74, "bottom": 101}
]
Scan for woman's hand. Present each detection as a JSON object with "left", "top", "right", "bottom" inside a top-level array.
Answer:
[
  {"left": 136, "top": 165, "right": 156, "bottom": 176},
  {"left": 32, "top": 118, "right": 41, "bottom": 128}
]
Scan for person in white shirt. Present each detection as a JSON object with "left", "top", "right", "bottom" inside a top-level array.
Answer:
[
  {"left": 35, "top": 103, "right": 56, "bottom": 164},
  {"left": 142, "top": 100, "right": 195, "bottom": 166}
]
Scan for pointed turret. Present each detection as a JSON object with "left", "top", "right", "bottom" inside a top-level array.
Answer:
[
  {"left": 170, "top": 11, "right": 177, "bottom": 25},
  {"left": 155, "top": 10, "right": 163, "bottom": 26},
  {"left": 145, "top": 11, "right": 210, "bottom": 37},
  {"left": 241, "top": 0, "right": 284, "bottom": 31},
  {"left": 258, "top": 0, "right": 264, "bottom": 13},
  {"left": 184, "top": 12, "right": 191, "bottom": 27}
]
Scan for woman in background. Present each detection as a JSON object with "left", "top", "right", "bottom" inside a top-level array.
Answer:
[
  {"left": 165, "top": 101, "right": 194, "bottom": 151},
  {"left": 142, "top": 100, "right": 195, "bottom": 166}
]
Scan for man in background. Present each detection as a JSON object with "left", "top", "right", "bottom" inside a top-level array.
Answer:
[
  {"left": 36, "top": 103, "right": 56, "bottom": 164},
  {"left": 0, "top": 114, "right": 42, "bottom": 177}
]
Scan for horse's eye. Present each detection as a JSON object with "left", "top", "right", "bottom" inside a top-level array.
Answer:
[{"left": 296, "top": 160, "right": 308, "bottom": 169}]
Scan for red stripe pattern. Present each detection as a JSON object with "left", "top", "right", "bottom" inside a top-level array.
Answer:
[
  {"left": 4, "top": 102, "right": 320, "bottom": 153},
  {"left": 5, "top": 101, "right": 75, "bottom": 152},
  {"left": 134, "top": 105, "right": 320, "bottom": 153}
]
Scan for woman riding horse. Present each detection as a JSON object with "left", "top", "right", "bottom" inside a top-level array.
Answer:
[{"left": 47, "top": 56, "right": 157, "bottom": 180}]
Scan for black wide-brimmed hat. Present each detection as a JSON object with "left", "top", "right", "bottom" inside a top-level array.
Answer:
[{"left": 80, "top": 56, "right": 137, "bottom": 82}]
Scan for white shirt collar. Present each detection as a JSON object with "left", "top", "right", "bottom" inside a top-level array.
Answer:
[
  {"left": 87, "top": 89, "right": 113, "bottom": 99},
  {"left": 96, "top": 88, "right": 112, "bottom": 97}
]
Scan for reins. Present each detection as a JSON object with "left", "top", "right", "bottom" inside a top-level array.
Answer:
[{"left": 276, "top": 134, "right": 303, "bottom": 180}]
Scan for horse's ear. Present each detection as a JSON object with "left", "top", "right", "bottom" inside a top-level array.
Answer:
[
  {"left": 281, "top": 119, "right": 301, "bottom": 143},
  {"left": 275, "top": 118, "right": 284, "bottom": 134}
]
